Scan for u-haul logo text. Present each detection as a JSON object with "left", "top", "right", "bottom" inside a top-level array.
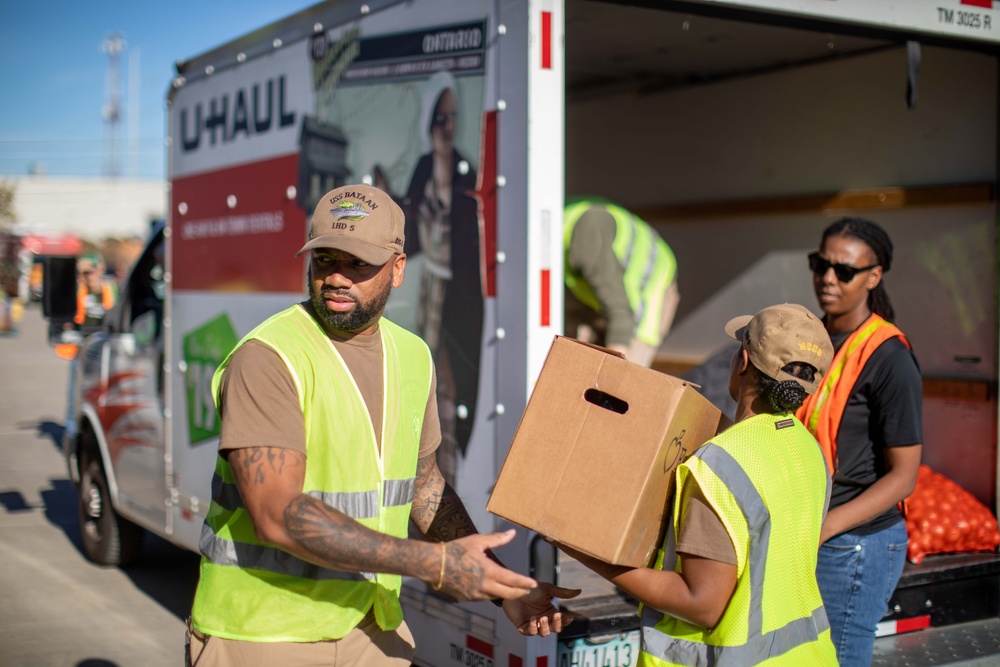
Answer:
[{"left": 179, "top": 76, "right": 296, "bottom": 153}]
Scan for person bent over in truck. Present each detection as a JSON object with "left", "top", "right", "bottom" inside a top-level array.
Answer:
[
  {"left": 186, "top": 184, "right": 577, "bottom": 666},
  {"left": 563, "top": 197, "right": 679, "bottom": 368},
  {"left": 553, "top": 304, "right": 838, "bottom": 666}
]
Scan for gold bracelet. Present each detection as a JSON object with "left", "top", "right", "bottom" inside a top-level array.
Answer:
[{"left": 433, "top": 542, "right": 446, "bottom": 590}]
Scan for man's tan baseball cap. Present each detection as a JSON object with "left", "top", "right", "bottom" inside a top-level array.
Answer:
[
  {"left": 297, "top": 184, "right": 405, "bottom": 265},
  {"left": 724, "top": 303, "right": 833, "bottom": 394}
]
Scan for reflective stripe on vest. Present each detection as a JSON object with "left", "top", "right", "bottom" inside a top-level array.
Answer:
[
  {"left": 210, "top": 473, "right": 414, "bottom": 518},
  {"left": 641, "top": 605, "right": 829, "bottom": 666},
  {"left": 564, "top": 200, "right": 677, "bottom": 346},
  {"left": 204, "top": 473, "right": 416, "bottom": 581},
  {"left": 796, "top": 313, "right": 909, "bottom": 474},
  {"left": 199, "top": 522, "right": 374, "bottom": 582},
  {"left": 641, "top": 423, "right": 831, "bottom": 666}
]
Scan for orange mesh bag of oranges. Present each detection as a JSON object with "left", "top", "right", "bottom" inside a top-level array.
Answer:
[{"left": 903, "top": 464, "right": 1000, "bottom": 564}]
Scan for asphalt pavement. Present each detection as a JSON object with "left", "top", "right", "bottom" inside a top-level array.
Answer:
[{"left": 0, "top": 303, "right": 199, "bottom": 667}]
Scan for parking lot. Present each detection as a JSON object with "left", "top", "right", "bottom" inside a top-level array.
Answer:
[{"left": 0, "top": 304, "right": 199, "bottom": 667}]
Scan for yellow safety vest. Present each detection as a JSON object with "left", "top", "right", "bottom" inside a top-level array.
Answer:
[
  {"left": 191, "top": 305, "right": 432, "bottom": 642},
  {"left": 563, "top": 199, "right": 677, "bottom": 347},
  {"left": 640, "top": 413, "right": 837, "bottom": 666}
]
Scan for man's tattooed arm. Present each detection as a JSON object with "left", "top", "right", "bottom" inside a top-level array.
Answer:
[
  {"left": 226, "top": 446, "right": 531, "bottom": 601},
  {"left": 406, "top": 454, "right": 578, "bottom": 627},
  {"left": 227, "top": 446, "right": 438, "bottom": 582},
  {"left": 410, "top": 452, "right": 504, "bottom": 577}
]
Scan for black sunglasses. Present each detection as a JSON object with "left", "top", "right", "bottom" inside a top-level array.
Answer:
[{"left": 808, "top": 252, "right": 878, "bottom": 283}]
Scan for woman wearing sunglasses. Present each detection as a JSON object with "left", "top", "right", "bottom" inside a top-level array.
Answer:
[{"left": 797, "top": 217, "right": 923, "bottom": 667}]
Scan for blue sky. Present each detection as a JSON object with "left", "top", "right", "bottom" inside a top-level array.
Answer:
[{"left": 0, "top": 0, "right": 319, "bottom": 181}]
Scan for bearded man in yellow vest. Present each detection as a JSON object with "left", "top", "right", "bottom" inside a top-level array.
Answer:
[
  {"left": 554, "top": 303, "right": 839, "bottom": 666},
  {"left": 187, "top": 184, "right": 578, "bottom": 666},
  {"left": 563, "top": 198, "right": 679, "bottom": 367}
]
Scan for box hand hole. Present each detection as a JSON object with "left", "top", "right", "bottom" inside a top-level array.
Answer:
[{"left": 584, "top": 388, "right": 629, "bottom": 415}]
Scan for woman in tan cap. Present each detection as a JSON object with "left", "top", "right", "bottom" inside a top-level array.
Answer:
[
  {"left": 798, "top": 217, "right": 922, "bottom": 667},
  {"left": 554, "top": 303, "right": 838, "bottom": 666}
]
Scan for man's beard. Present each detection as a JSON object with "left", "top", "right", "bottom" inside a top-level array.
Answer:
[{"left": 310, "top": 273, "right": 393, "bottom": 334}]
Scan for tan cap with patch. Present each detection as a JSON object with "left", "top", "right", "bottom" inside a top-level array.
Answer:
[
  {"left": 724, "top": 303, "right": 833, "bottom": 394},
  {"left": 297, "top": 184, "right": 405, "bottom": 265}
]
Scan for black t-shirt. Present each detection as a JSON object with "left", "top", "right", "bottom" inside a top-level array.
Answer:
[{"left": 828, "top": 329, "right": 923, "bottom": 534}]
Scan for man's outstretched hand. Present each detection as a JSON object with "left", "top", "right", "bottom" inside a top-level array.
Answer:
[{"left": 502, "top": 582, "right": 581, "bottom": 636}]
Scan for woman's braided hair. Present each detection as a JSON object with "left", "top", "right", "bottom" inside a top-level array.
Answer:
[
  {"left": 821, "top": 217, "right": 896, "bottom": 322},
  {"left": 752, "top": 361, "right": 818, "bottom": 413}
]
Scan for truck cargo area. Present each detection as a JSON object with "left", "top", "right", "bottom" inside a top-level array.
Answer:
[{"left": 554, "top": 2, "right": 1000, "bottom": 662}]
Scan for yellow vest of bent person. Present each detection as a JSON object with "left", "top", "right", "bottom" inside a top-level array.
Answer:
[
  {"left": 191, "top": 305, "right": 432, "bottom": 642},
  {"left": 640, "top": 413, "right": 838, "bottom": 666},
  {"left": 563, "top": 199, "right": 677, "bottom": 347}
]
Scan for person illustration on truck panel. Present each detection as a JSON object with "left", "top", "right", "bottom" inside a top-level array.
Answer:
[
  {"left": 563, "top": 198, "right": 679, "bottom": 368},
  {"left": 400, "top": 70, "right": 483, "bottom": 485},
  {"left": 187, "top": 184, "right": 576, "bottom": 666},
  {"left": 797, "top": 217, "right": 923, "bottom": 667},
  {"left": 553, "top": 303, "right": 839, "bottom": 666}
]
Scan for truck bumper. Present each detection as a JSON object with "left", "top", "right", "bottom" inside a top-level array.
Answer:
[{"left": 874, "top": 617, "right": 1000, "bottom": 666}]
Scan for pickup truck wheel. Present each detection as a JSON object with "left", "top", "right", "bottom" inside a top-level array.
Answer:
[{"left": 78, "top": 451, "right": 144, "bottom": 566}]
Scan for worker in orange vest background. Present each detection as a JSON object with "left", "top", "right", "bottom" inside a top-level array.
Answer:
[
  {"left": 64, "top": 252, "right": 118, "bottom": 440},
  {"left": 73, "top": 253, "right": 117, "bottom": 328}
]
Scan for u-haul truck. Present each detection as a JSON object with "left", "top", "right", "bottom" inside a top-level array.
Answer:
[{"left": 51, "top": 0, "right": 1000, "bottom": 665}]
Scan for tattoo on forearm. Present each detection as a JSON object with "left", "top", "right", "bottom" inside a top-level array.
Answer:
[
  {"left": 411, "top": 454, "right": 479, "bottom": 542},
  {"left": 285, "top": 493, "right": 489, "bottom": 597},
  {"left": 247, "top": 452, "right": 495, "bottom": 599},
  {"left": 284, "top": 494, "right": 425, "bottom": 575},
  {"left": 410, "top": 454, "right": 443, "bottom": 532},
  {"left": 231, "top": 446, "right": 301, "bottom": 486},
  {"left": 428, "top": 487, "right": 480, "bottom": 541}
]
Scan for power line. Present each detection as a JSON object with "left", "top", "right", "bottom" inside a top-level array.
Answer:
[{"left": 0, "top": 138, "right": 164, "bottom": 145}]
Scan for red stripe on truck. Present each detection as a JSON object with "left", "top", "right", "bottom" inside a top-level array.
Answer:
[
  {"left": 473, "top": 110, "right": 498, "bottom": 298},
  {"left": 466, "top": 635, "right": 494, "bottom": 657},
  {"left": 961, "top": 0, "right": 992, "bottom": 7},
  {"left": 541, "top": 269, "right": 551, "bottom": 326},
  {"left": 896, "top": 615, "right": 931, "bottom": 633},
  {"left": 541, "top": 11, "right": 552, "bottom": 69},
  {"left": 171, "top": 154, "right": 306, "bottom": 292}
]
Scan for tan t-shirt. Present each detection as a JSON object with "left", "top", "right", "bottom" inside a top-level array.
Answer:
[
  {"left": 217, "top": 313, "right": 442, "bottom": 459},
  {"left": 675, "top": 482, "right": 738, "bottom": 566}
]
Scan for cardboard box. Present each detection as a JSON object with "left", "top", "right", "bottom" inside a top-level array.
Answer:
[{"left": 487, "top": 336, "right": 729, "bottom": 568}]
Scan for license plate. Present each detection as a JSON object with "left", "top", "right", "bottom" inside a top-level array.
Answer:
[{"left": 557, "top": 631, "right": 640, "bottom": 667}]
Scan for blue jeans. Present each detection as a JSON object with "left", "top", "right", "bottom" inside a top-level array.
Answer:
[{"left": 816, "top": 520, "right": 908, "bottom": 667}]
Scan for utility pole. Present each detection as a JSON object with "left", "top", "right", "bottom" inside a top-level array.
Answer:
[
  {"left": 101, "top": 33, "right": 125, "bottom": 179},
  {"left": 128, "top": 47, "right": 140, "bottom": 179}
]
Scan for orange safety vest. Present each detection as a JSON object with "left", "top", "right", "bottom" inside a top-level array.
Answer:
[
  {"left": 74, "top": 281, "right": 116, "bottom": 325},
  {"left": 796, "top": 313, "right": 909, "bottom": 474}
]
